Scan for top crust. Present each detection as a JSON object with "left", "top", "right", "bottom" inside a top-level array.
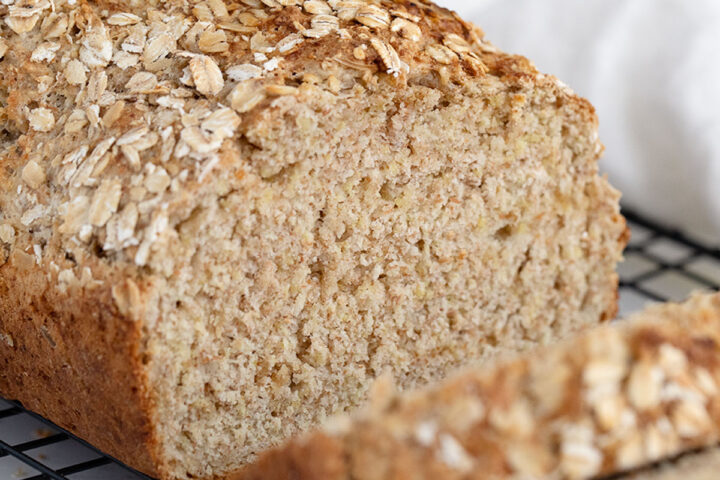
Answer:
[{"left": 0, "top": 0, "right": 582, "bottom": 285}]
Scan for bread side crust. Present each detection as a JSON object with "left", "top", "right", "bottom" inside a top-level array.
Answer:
[
  {"left": 237, "top": 293, "right": 720, "bottom": 480},
  {"left": 0, "top": 249, "right": 161, "bottom": 478}
]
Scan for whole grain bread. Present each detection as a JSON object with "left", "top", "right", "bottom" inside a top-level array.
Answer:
[
  {"left": 238, "top": 293, "right": 720, "bottom": 480},
  {"left": 0, "top": 0, "right": 626, "bottom": 478}
]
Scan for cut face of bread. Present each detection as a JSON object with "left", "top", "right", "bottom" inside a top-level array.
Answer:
[
  {"left": 150, "top": 76, "right": 624, "bottom": 478},
  {"left": 0, "top": 1, "right": 626, "bottom": 479},
  {"left": 239, "top": 293, "right": 720, "bottom": 480}
]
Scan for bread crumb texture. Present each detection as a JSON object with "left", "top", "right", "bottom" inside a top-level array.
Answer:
[
  {"left": 240, "top": 294, "right": 720, "bottom": 480},
  {"left": 0, "top": 0, "right": 626, "bottom": 479}
]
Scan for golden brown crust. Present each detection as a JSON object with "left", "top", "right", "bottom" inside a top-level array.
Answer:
[
  {"left": 0, "top": 250, "right": 160, "bottom": 477},
  {"left": 238, "top": 294, "right": 720, "bottom": 480}
]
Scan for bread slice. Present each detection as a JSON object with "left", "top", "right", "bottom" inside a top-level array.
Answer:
[
  {"left": 239, "top": 293, "right": 720, "bottom": 480},
  {"left": 0, "top": 1, "right": 626, "bottom": 478}
]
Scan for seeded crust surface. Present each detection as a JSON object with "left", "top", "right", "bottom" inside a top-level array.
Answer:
[
  {"left": 239, "top": 294, "right": 720, "bottom": 480},
  {"left": 0, "top": 0, "right": 626, "bottom": 479}
]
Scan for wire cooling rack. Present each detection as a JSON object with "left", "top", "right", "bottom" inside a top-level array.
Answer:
[{"left": 1, "top": 209, "right": 719, "bottom": 480}]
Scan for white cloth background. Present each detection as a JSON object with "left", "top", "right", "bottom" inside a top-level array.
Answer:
[{"left": 439, "top": 0, "right": 720, "bottom": 240}]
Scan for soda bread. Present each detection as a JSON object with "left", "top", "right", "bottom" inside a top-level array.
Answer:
[
  {"left": 239, "top": 293, "right": 720, "bottom": 480},
  {"left": 0, "top": 0, "right": 626, "bottom": 478}
]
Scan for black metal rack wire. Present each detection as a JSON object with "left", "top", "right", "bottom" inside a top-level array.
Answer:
[
  {"left": 1, "top": 209, "right": 719, "bottom": 479},
  {"left": 0, "top": 397, "right": 153, "bottom": 479}
]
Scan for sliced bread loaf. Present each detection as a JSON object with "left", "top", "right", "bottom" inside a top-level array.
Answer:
[
  {"left": 0, "top": 0, "right": 626, "bottom": 478},
  {"left": 239, "top": 293, "right": 720, "bottom": 480}
]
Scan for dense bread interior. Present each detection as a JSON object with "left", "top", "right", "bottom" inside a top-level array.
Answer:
[{"left": 144, "top": 77, "right": 624, "bottom": 478}]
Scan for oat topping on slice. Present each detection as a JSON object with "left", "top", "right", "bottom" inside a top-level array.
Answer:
[{"left": 189, "top": 55, "right": 225, "bottom": 96}]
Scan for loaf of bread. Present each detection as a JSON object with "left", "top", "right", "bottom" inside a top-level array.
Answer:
[
  {"left": 0, "top": 0, "right": 626, "bottom": 478},
  {"left": 239, "top": 293, "right": 720, "bottom": 480}
]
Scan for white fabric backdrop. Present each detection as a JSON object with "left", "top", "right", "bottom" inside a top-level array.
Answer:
[{"left": 439, "top": 0, "right": 720, "bottom": 240}]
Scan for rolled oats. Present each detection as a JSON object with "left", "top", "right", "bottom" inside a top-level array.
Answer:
[
  {"left": 21, "top": 159, "right": 46, "bottom": 189},
  {"left": 335, "top": 0, "right": 363, "bottom": 21},
  {"left": 40, "top": 12, "right": 68, "bottom": 38},
  {"left": 107, "top": 12, "right": 142, "bottom": 26},
  {"left": 201, "top": 108, "right": 241, "bottom": 139},
  {"left": 122, "top": 24, "right": 147, "bottom": 53},
  {"left": 225, "top": 63, "right": 263, "bottom": 82},
  {"left": 111, "top": 278, "right": 142, "bottom": 317},
  {"left": 208, "top": 0, "right": 230, "bottom": 20},
  {"left": 0, "top": 224, "right": 15, "bottom": 244},
  {"left": 70, "top": 136, "right": 116, "bottom": 188},
  {"left": 355, "top": 4, "right": 390, "bottom": 29},
  {"left": 6, "top": 12, "right": 41, "bottom": 34},
  {"left": 250, "top": 31, "right": 274, "bottom": 53},
  {"left": 181, "top": 126, "right": 223, "bottom": 154},
  {"left": 126, "top": 71, "right": 159, "bottom": 94},
  {"left": 443, "top": 33, "right": 472, "bottom": 54},
  {"left": 438, "top": 434, "right": 473, "bottom": 473},
  {"left": 370, "top": 38, "right": 406, "bottom": 76},
  {"left": 113, "top": 51, "right": 140, "bottom": 69},
  {"left": 311, "top": 14, "right": 339, "bottom": 32},
  {"left": 627, "top": 362, "right": 663, "bottom": 410},
  {"left": 143, "top": 32, "right": 176, "bottom": 67},
  {"left": 390, "top": 18, "right": 421, "bottom": 42},
  {"left": 88, "top": 178, "right": 122, "bottom": 227},
  {"left": 560, "top": 441, "right": 602, "bottom": 479},
  {"left": 121, "top": 145, "right": 141, "bottom": 170},
  {"left": 189, "top": 55, "right": 224, "bottom": 96},
  {"left": 659, "top": 343, "right": 689, "bottom": 375},
  {"left": 229, "top": 81, "right": 267, "bottom": 113},
  {"left": 86, "top": 71, "right": 108, "bottom": 103},
  {"left": 28, "top": 107, "right": 55, "bottom": 132},
  {"left": 672, "top": 399, "right": 712, "bottom": 438},
  {"left": 80, "top": 25, "right": 113, "bottom": 68},
  {"left": 144, "top": 165, "right": 171, "bottom": 193},
  {"left": 102, "top": 101, "right": 126, "bottom": 129},
  {"left": 304, "top": 0, "right": 331, "bottom": 15},
  {"left": 30, "top": 41, "right": 60, "bottom": 62},
  {"left": 198, "top": 30, "right": 229, "bottom": 53},
  {"left": 58, "top": 195, "right": 90, "bottom": 235},
  {"left": 118, "top": 126, "right": 150, "bottom": 146},
  {"left": 20, "top": 204, "right": 46, "bottom": 227},
  {"left": 64, "top": 59, "right": 88, "bottom": 86},
  {"left": 265, "top": 84, "right": 298, "bottom": 96},
  {"left": 426, "top": 44, "right": 457, "bottom": 65},
  {"left": 135, "top": 209, "right": 169, "bottom": 266}
]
